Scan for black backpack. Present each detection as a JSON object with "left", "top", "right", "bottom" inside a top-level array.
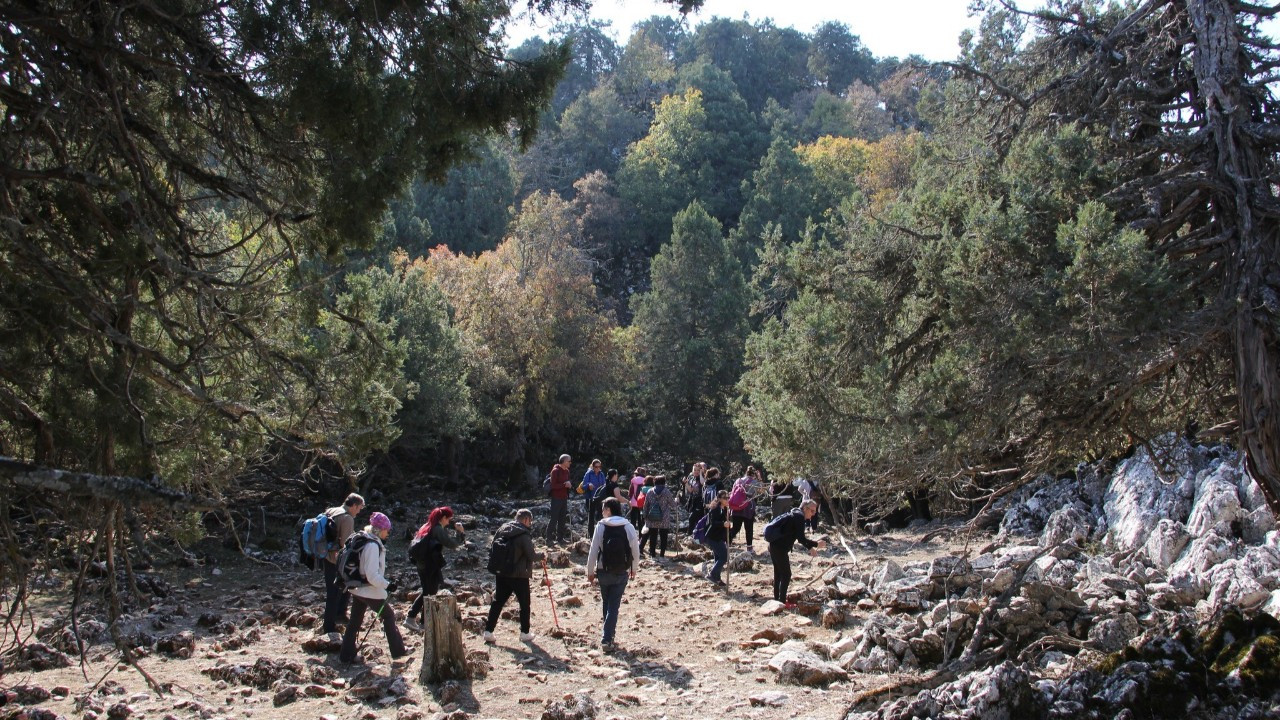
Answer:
[
  {"left": 763, "top": 511, "right": 796, "bottom": 544},
  {"left": 487, "top": 527, "right": 521, "bottom": 576},
  {"left": 337, "top": 532, "right": 376, "bottom": 587},
  {"left": 597, "top": 524, "right": 631, "bottom": 574},
  {"left": 407, "top": 532, "right": 439, "bottom": 564}
]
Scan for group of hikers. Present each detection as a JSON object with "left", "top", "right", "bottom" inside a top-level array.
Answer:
[{"left": 304, "top": 455, "right": 826, "bottom": 661}]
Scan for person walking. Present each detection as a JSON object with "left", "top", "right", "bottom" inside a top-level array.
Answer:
[
  {"left": 580, "top": 459, "right": 607, "bottom": 533},
  {"left": 339, "top": 512, "right": 408, "bottom": 663},
  {"left": 406, "top": 506, "right": 465, "bottom": 628},
  {"left": 765, "top": 500, "right": 826, "bottom": 607},
  {"left": 684, "top": 462, "right": 707, "bottom": 533},
  {"left": 484, "top": 509, "right": 544, "bottom": 644},
  {"left": 547, "top": 454, "right": 572, "bottom": 545},
  {"left": 642, "top": 475, "right": 678, "bottom": 558},
  {"left": 322, "top": 493, "right": 364, "bottom": 635},
  {"left": 728, "top": 466, "right": 761, "bottom": 552},
  {"left": 586, "top": 498, "right": 640, "bottom": 650},
  {"left": 594, "top": 468, "right": 626, "bottom": 521},
  {"left": 628, "top": 466, "right": 646, "bottom": 528},
  {"left": 704, "top": 490, "right": 732, "bottom": 587}
]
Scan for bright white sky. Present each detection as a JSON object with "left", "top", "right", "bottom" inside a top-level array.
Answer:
[{"left": 507, "top": 0, "right": 984, "bottom": 61}]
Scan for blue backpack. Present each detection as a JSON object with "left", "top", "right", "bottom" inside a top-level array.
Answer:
[
  {"left": 692, "top": 514, "right": 711, "bottom": 545},
  {"left": 299, "top": 511, "right": 337, "bottom": 570}
]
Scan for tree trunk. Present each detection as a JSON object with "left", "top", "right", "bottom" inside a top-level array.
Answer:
[
  {"left": 1187, "top": 0, "right": 1280, "bottom": 516},
  {"left": 417, "top": 594, "right": 468, "bottom": 684}
]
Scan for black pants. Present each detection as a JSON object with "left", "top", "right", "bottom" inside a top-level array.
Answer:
[
  {"left": 322, "top": 559, "right": 350, "bottom": 634},
  {"left": 687, "top": 507, "right": 705, "bottom": 533},
  {"left": 629, "top": 506, "right": 645, "bottom": 533},
  {"left": 587, "top": 497, "right": 603, "bottom": 533},
  {"left": 485, "top": 576, "right": 531, "bottom": 634},
  {"left": 769, "top": 543, "right": 791, "bottom": 602},
  {"left": 645, "top": 528, "right": 670, "bottom": 557},
  {"left": 340, "top": 595, "right": 406, "bottom": 662},
  {"left": 729, "top": 516, "right": 754, "bottom": 546},
  {"left": 408, "top": 559, "right": 443, "bottom": 621}
]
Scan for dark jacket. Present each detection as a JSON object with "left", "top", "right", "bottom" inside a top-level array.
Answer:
[
  {"left": 493, "top": 521, "right": 537, "bottom": 579},
  {"left": 705, "top": 506, "right": 729, "bottom": 543},
  {"left": 421, "top": 523, "right": 464, "bottom": 569},
  {"left": 768, "top": 510, "right": 818, "bottom": 553}
]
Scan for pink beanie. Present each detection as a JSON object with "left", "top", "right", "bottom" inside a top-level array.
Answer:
[{"left": 370, "top": 512, "right": 392, "bottom": 531}]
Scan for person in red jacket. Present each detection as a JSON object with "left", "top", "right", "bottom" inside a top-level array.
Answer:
[{"left": 547, "top": 454, "right": 572, "bottom": 545}]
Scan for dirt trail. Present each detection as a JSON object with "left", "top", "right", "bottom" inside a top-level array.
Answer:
[{"left": 3, "top": 511, "right": 964, "bottom": 720}]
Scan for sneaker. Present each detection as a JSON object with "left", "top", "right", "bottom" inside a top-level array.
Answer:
[
  {"left": 403, "top": 617, "right": 422, "bottom": 632},
  {"left": 600, "top": 640, "right": 614, "bottom": 651},
  {"left": 710, "top": 578, "right": 725, "bottom": 586},
  {"left": 519, "top": 632, "right": 535, "bottom": 643},
  {"left": 325, "top": 631, "right": 342, "bottom": 643},
  {"left": 482, "top": 631, "right": 495, "bottom": 644}
]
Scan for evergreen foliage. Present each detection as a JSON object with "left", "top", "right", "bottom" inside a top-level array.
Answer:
[{"left": 631, "top": 202, "right": 750, "bottom": 457}]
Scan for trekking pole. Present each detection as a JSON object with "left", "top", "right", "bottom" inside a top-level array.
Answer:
[
  {"left": 541, "top": 557, "right": 561, "bottom": 630},
  {"left": 356, "top": 599, "right": 384, "bottom": 655}
]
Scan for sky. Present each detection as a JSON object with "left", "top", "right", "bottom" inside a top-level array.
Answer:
[{"left": 506, "top": 0, "right": 985, "bottom": 62}]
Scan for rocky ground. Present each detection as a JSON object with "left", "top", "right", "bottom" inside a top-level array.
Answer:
[{"left": 3, "top": 435, "right": 1280, "bottom": 719}]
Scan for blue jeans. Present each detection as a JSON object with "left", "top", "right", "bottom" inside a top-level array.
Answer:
[
  {"left": 707, "top": 540, "right": 727, "bottom": 582},
  {"left": 597, "top": 572, "right": 628, "bottom": 643}
]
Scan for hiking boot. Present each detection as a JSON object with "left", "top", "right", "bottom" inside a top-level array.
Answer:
[
  {"left": 783, "top": 602, "right": 798, "bottom": 610},
  {"left": 482, "top": 631, "right": 495, "bottom": 645},
  {"left": 600, "top": 640, "right": 614, "bottom": 651},
  {"left": 519, "top": 632, "right": 535, "bottom": 643},
  {"left": 403, "top": 617, "right": 422, "bottom": 632}
]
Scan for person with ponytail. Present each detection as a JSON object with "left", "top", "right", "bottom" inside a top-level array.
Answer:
[{"left": 406, "top": 506, "right": 465, "bottom": 628}]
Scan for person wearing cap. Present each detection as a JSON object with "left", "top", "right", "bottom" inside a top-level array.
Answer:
[{"left": 339, "top": 511, "right": 408, "bottom": 663}]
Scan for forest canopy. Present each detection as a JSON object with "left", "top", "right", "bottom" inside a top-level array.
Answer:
[{"left": 2, "top": 0, "right": 1278, "bottom": 528}]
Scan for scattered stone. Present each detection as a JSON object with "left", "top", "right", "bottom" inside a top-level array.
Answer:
[
  {"left": 302, "top": 634, "right": 343, "bottom": 653},
  {"left": 759, "top": 600, "right": 786, "bottom": 616},
  {"left": 156, "top": 630, "right": 196, "bottom": 658},
  {"left": 748, "top": 691, "right": 789, "bottom": 707},
  {"left": 767, "top": 640, "right": 848, "bottom": 687},
  {"left": 541, "top": 691, "right": 597, "bottom": 720},
  {"left": 272, "top": 685, "right": 300, "bottom": 706}
]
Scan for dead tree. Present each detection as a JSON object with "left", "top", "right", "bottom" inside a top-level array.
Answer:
[{"left": 417, "top": 594, "right": 468, "bottom": 684}]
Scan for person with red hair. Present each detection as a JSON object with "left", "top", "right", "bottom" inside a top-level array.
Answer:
[{"left": 406, "top": 506, "right": 465, "bottom": 629}]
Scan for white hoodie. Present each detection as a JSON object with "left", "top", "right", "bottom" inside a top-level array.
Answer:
[
  {"left": 586, "top": 515, "right": 640, "bottom": 575},
  {"left": 350, "top": 533, "right": 390, "bottom": 601}
]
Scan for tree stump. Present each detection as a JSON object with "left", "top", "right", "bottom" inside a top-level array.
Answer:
[{"left": 418, "top": 593, "right": 467, "bottom": 684}]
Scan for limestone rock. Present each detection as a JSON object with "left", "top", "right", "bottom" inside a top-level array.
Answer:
[
  {"left": 1142, "top": 519, "right": 1191, "bottom": 571},
  {"left": 1205, "top": 560, "right": 1271, "bottom": 610},
  {"left": 759, "top": 600, "right": 786, "bottom": 616},
  {"left": 847, "top": 661, "right": 1038, "bottom": 720},
  {"left": 748, "top": 691, "right": 790, "bottom": 707},
  {"left": 1103, "top": 436, "right": 1201, "bottom": 553},
  {"left": 1041, "top": 504, "right": 1092, "bottom": 549},
  {"left": 1186, "top": 471, "right": 1242, "bottom": 539},
  {"left": 767, "top": 641, "right": 848, "bottom": 687},
  {"left": 873, "top": 560, "right": 903, "bottom": 591},
  {"left": 1087, "top": 612, "right": 1141, "bottom": 653}
]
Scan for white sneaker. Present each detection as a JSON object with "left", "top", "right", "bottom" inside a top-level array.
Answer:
[
  {"left": 519, "top": 632, "right": 535, "bottom": 643},
  {"left": 482, "top": 631, "right": 495, "bottom": 644}
]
